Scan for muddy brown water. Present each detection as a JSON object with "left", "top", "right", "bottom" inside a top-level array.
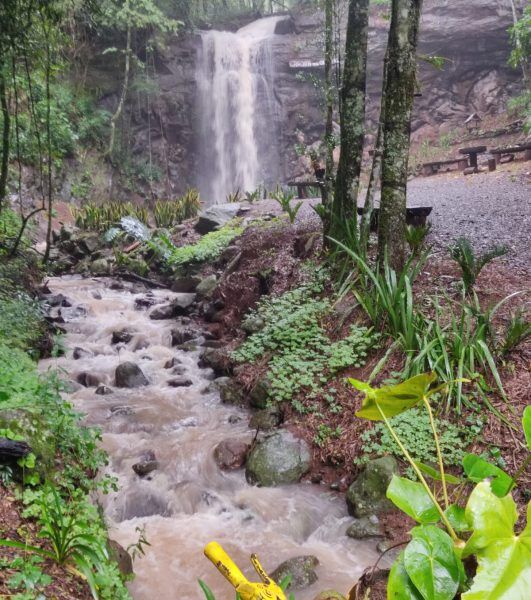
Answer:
[{"left": 39, "top": 276, "right": 378, "bottom": 599}]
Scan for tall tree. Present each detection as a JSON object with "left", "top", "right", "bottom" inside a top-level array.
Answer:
[
  {"left": 378, "top": 0, "right": 423, "bottom": 270},
  {"left": 332, "top": 0, "right": 369, "bottom": 239},
  {"left": 322, "top": 0, "right": 334, "bottom": 240}
]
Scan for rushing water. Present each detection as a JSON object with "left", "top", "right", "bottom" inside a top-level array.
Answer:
[
  {"left": 40, "top": 276, "right": 378, "bottom": 599},
  {"left": 196, "top": 17, "right": 282, "bottom": 203}
]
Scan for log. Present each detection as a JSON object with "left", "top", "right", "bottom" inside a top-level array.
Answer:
[{"left": 0, "top": 438, "right": 32, "bottom": 461}]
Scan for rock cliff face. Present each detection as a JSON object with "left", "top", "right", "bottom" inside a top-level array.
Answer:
[{"left": 118, "top": 0, "right": 521, "bottom": 193}]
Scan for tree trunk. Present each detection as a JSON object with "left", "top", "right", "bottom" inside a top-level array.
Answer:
[
  {"left": 322, "top": 0, "right": 334, "bottom": 241},
  {"left": 0, "top": 67, "right": 10, "bottom": 213},
  {"left": 332, "top": 0, "right": 369, "bottom": 240},
  {"left": 378, "top": 0, "right": 423, "bottom": 271},
  {"left": 108, "top": 22, "right": 132, "bottom": 158},
  {"left": 360, "top": 47, "right": 390, "bottom": 254}
]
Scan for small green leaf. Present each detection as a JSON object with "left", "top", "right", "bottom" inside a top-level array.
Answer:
[
  {"left": 462, "top": 453, "right": 514, "bottom": 497},
  {"left": 462, "top": 481, "right": 531, "bottom": 599},
  {"left": 444, "top": 504, "right": 470, "bottom": 533},
  {"left": 198, "top": 579, "right": 216, "bottom": 600},
  {"left": 404, "top": 525, "right": 461, "bottom": 600},
  {"left": 353, "top": 373, "right": 436, "bottom": 421},
  {"left": 387, "top": 551, "right": 424, "bottom": 599},
  {"left": 523, "top": 405, "right": 531, "bottom": 451},
  {"left": 414, "top": 461, "right": 463, "bottom": 485},
  {"left": 387, "top": 475, "right": 440, "bottom": 524}
]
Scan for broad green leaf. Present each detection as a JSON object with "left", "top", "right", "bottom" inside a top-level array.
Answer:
[
  {"left": 462, "top": 481, "right": 531, "bottom": 599},
  {"left": 404, "top": 525, "right": 461, "bottom": 600},
  {"left": 387, "top": 475, "right": 440, "bottom": 524},
  {"left": 353, "top": 373, "right": 436, "bottom": 421},
  {"left": 444, "top": 504, "right": 470, "bottom": 533},
  {"left": 387, "top": 551, "right": 424, "bottom": 600},
  {"left": 523, "top": 405, "right": 531, "bottom": 451},
  {"left": 414, "top": 461, "right": 463, "bottom": 485},
  {"left": 462, "top": 453, "right": 514, "bottom": 497}
]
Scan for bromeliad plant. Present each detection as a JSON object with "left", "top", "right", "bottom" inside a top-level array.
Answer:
[
  {"left": 449, "top": 237, "right": 507, "bottom": 294},
  {"left": 350, "top": 373, "right": 531, "bottom": 600},
  {"left": 271, "top": 186, "right": 303, "bottom": 224}
]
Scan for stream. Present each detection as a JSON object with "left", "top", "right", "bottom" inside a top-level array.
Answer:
[{"left": 40, "top": 275, "right": 379, "bottom": 599}]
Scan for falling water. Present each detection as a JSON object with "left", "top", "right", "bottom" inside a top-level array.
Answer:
[
  {"left": 196, "top": 17, "right": 282, "bottom": 203},
  {"left": 40, "top": 276, "right": 380, "bottom": 599}
]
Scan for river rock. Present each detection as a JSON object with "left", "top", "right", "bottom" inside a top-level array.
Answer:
[
  {"left": 213, "top": 439, "right": 249, "bottom": 470},
  {"left": 249, "top": 407, "right": 282, "bottom": 430},
  {"left": 171, "top": 327, "right": 199, "bottom": 346},
  {"left": 90, "top": 258, "right": 112, "bottom": 275},
  {"left": 112, "top": 329, "right": 133, "bottom": 344},
  {"left": 346, "top": 457, "right": 398, "bottom": 518},
  {"left": 108, "top": 540, "right": 133, "bottom": 576},
  {"left": 115, "top": 362, "right": 149, "bottom": 388},
  {"left": 47, "top": 293, "right": 72, "bottom": 307},
  {"left": 73, "top": 346, "right": 92, "bottom": 360},
  {"left": 346, "top": 515, "right": 382, "bottom": 539},
  {"left": 172, "top": 293, "right": 197, "bottom": 315},
  {"left": 271, "top": 555, "right": 319, "bottom": 591},
  {"left": 95, "top": 385, "right": 114, "bottom": 396},
  {"left": 199, "top": 347, "right": 231, "bottom": 375},
  {"left": 76, "top": 372, "right": 101, "bottom": 387},
  {"left": 195, "top": 203, "right": 241, "bottom": 234},
  {"left": 249, "top": 376, "right": 271, "bottom": 409},
  {"left": 134, "top": 296, "right": 157, "bottom": 310},
  {"left": 242, "top": 315, "right": 265, "bottom": 334},
  {"left": 172, "top": 276, "right": 201, "bottom": 293},
  {"left": 149, "top": 304, "right": 175, "bottom": 320},
  {"left": 312, "top": 592, "right": 346, "bottom": 600},
  {"left": 217, "top": 378, "right": 245, "bottom": 405},
  {"left": 167, "top": 377, "right": 193, "bottom": 388},
  {"left": 164, "top": 357, "right": 182, "bottom": 369},
  {"left": 196, "top": 274, "right": 217, "bottom": 297},
  {"left": 245, "top": 431, "right": 311, "bottom": 487},
  {"left": 132, "top": 458, "right": 159, "bottom": 477}
]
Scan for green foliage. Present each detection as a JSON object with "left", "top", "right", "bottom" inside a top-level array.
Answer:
[
  {"left": 357, "top": 407, "right": 475, "bottom": 477},
  {"left": 351, "top": 373, "right": 531, "bottom": 600},
  {"left": 163, "top": 222, "right": 243, "bottom": 268},
  {"left": 314, "top": 424, "right": 342, "bottom": 447},
  {"left": 508, "top": 4, "right": 531, "bottom": 72},
  {"left": 271, "top": 186, "right": 303, "bottom": 224},
  {"left": 71, "top": 202, "right": 149, "bottom": 231},
  {"left": 234, "top": 270, "right": 378, "bottom": 411},
  {"left": 449, "top": 237, "right": 507, "bottom": 294},
  {"left": 501, "top": 309, "right": 531, "bottom": 355},
  {"left": 0, "top": 291, "right": 44, "bottom": 353},
  {"left": 405, "top": 223, "right": 431, "bottom": 256},
  {"left": 2, "top": 555, "right": 52, "bottom": 595},
  {"left": 153, "top": 189, "right": 201, "bottom": 227}
]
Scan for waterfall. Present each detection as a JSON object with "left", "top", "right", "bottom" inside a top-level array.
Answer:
[{"left": 196, "top": 17, "right": 282, "bottom": 204}]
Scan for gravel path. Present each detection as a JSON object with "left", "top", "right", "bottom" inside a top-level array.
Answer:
[{"left": 253, "top": 166, "right": 530, "bottom": 273}]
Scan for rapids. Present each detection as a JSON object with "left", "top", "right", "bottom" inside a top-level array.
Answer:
[{"left": 40, "top": 276, "right": 379, "bottom": 599}]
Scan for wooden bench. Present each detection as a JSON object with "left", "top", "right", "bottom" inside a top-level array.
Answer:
[
  {"left": 490, "top": 143, "right": 531, "bottom": 165},
  {"left": 287, "top": 181, "right": 324, "bottom": 199},
  {"left": 458, "top": 145, "right": 487, "bottom": 169},
  {"left": 422, "top": 158, "right": 469, "bottom": 176},
  {"left": 357, "top": 207, "right": 432, "bottom": 231}
]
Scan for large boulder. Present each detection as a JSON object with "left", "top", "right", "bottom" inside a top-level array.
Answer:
[
  {"left": 245, "top": 431, "right": 311, "bottom": 487},
  {"left": 196, "top": 275, "right": 217, "bottom": 298},
  {"left": 217, "top": 378, "right": 245, "bottom": 406},
  {"left": 108, "top": 540, "right": 133, "bottom": 576},
  {"left": 195, "top": 203, "right": 241, "bottom": 234},
  {"left": 172, "top": 293, "right": 197, "bottom": 315},
  {"left": 172, "top": 276, "right": 201, "bottom": 293},
  {"left": 271, "top": 555, "right": 319, "bottom": 591},
  {"left": 346, "top": 457, "right": 398, "bottom": 518},
  {"left": 213, "top": 439, "right": 249, "bottom": 470},
  {"left": 115, "top": 362, "right": 149, "bottom": 388}
]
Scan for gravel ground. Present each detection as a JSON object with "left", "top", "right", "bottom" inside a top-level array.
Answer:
[{"left": 252, "top": 164, "right": 531, "bottom": 274}]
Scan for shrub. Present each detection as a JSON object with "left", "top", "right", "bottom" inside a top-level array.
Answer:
[{"left": 449, "top": 237, "right": 507, "bottom": 294}]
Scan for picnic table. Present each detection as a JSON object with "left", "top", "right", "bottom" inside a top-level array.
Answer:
[
  {"left": 287, "top": 181, "right": 324, "bottom": 199},
  {"left": 490, "top": 142, "right": 531, "bottom": 165},
  {"left": 458, "top": 145, "right": 487, "bottom": 169},
  {"left": 357, "top": 207, "right": 432, "bottom": 231},
  {"left": 422, "top": 158, "right": 469, "bottom": 176}
]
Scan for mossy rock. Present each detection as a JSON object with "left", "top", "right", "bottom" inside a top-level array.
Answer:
[{"left": 346, "top": 456, "right": 398, "bottom": 517}]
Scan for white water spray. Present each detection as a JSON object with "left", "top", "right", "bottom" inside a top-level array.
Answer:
[{"left": 196, "top": 17, "right": 282, "bottom": 203}]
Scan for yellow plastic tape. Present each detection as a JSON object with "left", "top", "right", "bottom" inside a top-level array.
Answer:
[{"left": 204, "top": 541, "right": 287, "bottom": 600}]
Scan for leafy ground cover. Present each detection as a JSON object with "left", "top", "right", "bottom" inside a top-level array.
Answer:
[{"left": 0, "top": 236, "right": 130, "bottom": 600}]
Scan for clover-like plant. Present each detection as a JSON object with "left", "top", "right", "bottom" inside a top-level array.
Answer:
[{"left": 351, "top": 374, "right": 531, "bottom": 600}]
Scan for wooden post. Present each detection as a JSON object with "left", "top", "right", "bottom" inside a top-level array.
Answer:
[
  {"left": 488, "top": 158, "right": 496, "bottom": 172},
  {"left": 469, "top": 152, "right": 478, "bottom": 168}
]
